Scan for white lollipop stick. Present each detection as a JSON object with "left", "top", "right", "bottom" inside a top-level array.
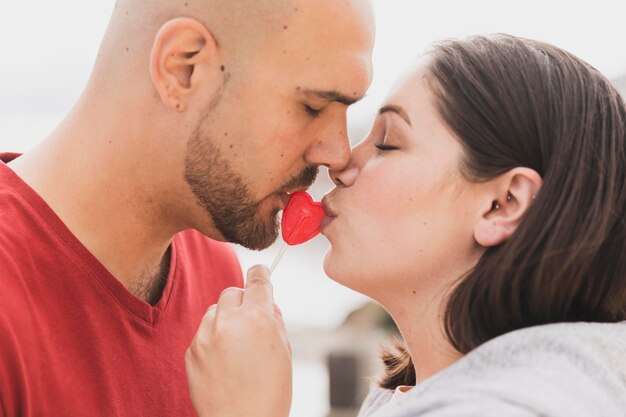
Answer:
[
  {"left": 269, "top": 242, "right": 289, "bottom": 275},
  {"left": 269, "top": 214, "right": 307, "bottom": 275}
]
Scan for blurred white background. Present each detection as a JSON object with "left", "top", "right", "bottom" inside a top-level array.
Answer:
[{"left": 2, "top": 1, "right": 626, "bottom": 417}]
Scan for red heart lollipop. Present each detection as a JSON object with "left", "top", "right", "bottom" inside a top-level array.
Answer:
[{"left": 281, "top": 191, "right": 326, "bottom": 245}]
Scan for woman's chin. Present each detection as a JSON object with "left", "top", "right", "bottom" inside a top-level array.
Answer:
[
  {"left": 321, "top": 249, "right": 336, "bottom": 278},
  {"left": 322, "top": 249, "right": 369, "bottom": 294},
  {"left": 322, "top": 249, "right": 350, "bottom": 285}
]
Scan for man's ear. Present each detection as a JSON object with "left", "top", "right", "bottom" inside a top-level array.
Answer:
[
  {"left": 474, "top": 167, "right": 542, "bottom": 247},
  {"left": 149, "top": 18, "right": 221, "bottom": 112}
]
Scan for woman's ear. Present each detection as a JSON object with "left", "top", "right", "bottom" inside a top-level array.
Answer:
[
  {"left": 149, "top": 18, "right": 221, "bottom": 112},
  {"left": 474, "top": 167, "right": 542, "bottom": 247}
]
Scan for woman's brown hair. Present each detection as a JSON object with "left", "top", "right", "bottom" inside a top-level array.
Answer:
[{"left": 380, "top": 34, "right": 626, "bottom": 389}]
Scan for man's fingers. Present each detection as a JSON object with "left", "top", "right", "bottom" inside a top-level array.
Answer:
[
  {"left": 195, "top": 304, "right": 217, "bottom": 344},
  {"left": 217, "top": 287, "right": 244, "bottom": 311},
  {"left": 201, "top": 304, "right": 217, "bottom": 325},
  {"left": 206, "top": 304, "right": 217, "bottom": 319},
  {"left": 242, "top": 265, "right": 274, "bottom": 308}
]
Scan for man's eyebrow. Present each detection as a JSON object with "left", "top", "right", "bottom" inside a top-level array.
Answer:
[
  {"left": 302, "top": 89, "right": 364, "bottom": 106},
  {"left": 378, "top": 104, "right": 412, "bottom": 127}
]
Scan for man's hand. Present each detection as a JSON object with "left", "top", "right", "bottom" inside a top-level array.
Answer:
[{"left": 185, "top": 265, "right": 292, "bottom": 417}]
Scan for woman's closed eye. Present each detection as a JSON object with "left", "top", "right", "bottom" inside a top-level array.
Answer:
[
  {"left": 375, "top": 143, "right": 398, "bottom": 151},
  {"left": 374, "top": 121, "right": 401, "bottom": 152}
]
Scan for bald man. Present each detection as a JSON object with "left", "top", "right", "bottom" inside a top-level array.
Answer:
[{"left": 0, "top": 0, "right": 374, "bottom": 415}]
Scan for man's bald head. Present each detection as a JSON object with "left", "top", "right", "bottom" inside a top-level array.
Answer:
[
  {"left": 81, "top": 0, "right": 374, "bottom": 247},
  {"left": 92, "top": 0, "right": 373, "bottom": 112},
  {"left": 98, "top": 0, "right": 291, "bottom": 72}
]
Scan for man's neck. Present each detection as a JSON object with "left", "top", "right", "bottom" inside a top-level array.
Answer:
[{"left": 128, "top": 246, "right": 172, "bottom": 305}]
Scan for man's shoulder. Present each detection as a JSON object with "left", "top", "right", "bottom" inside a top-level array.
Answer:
[
  {"left": 0, "top": 259, "right": 37, "bottom": 348},
  {"left": 0, "top": 208, "right": 35, "bottom": 271},
  {"left": 0, "top": 191, "right": 45, "bottom": 268},
  {"left": 0, "top": 177, "right": 38, "bottom": 238}
]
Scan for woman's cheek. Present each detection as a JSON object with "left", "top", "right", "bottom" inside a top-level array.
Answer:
[{"left": 360, "top": 164, "right": 412, "bottom": 219}]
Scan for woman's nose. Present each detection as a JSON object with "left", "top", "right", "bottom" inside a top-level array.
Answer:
[{"left": 329, "top": 163, "right": 358, "bottom": 187}]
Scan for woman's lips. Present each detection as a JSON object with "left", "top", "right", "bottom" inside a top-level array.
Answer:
[
  {"left": 320, "top": 215, "right": 334, "bottom": 232},
  {"left": 321, "top": 196, "right": 338, "bottom": 218},
  {"left": 320, "top": 196, "right": 338, "bottom": 233}
]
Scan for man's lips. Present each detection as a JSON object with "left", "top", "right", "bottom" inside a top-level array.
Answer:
[
  {"left": 278, "top": 188, "right": 310, "bottom": 209},
  {"left": 279, "top": 193, "right": 291, "bottom": 208}
]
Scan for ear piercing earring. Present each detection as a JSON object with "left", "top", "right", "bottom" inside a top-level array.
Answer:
[
  {"left": 493, "top": 193, "right": 514, "bottom": 210},
  {"left": 494, "top": 194, "right": 534, "bottom": 210}
]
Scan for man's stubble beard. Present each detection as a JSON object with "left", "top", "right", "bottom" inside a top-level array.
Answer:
[{"left": 183, "top": 90, "right": 319, "bottom": 250}]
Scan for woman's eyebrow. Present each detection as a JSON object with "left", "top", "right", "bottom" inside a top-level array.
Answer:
[{"left": 378, "top": 104, "right": 412, "bottom": 127}]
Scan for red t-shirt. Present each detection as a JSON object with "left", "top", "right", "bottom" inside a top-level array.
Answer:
[{"left": 0, "top": 153, "right": 243, "bottom": 417}]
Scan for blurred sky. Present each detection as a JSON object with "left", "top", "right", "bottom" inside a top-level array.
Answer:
[{"left": 2, "top": 0, "right": 626, "bottom": 329}]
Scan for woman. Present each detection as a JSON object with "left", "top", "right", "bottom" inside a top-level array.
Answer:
[{"left": 185, "top": 34, "right": 626, "bottom": 417}]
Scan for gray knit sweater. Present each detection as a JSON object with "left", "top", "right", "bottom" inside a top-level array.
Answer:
[{"left": 357, "top": 322, "right": 626, "bottom": 417}]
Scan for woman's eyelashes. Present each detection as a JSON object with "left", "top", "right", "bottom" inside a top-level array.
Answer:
[
  {"left": 374, "top": 122, "right": 401, "bottom": 152},
  {"left": 375, "top": 132, "right": 399, "bottom": 151},
  {"left": 375, "top": 143, "right": 398, "bottom": 151}
]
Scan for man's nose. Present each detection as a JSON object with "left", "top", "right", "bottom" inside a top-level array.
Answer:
[
  {"left": 329, "top": 138, "right": 367, "bottom": 187},
  {"left": 303, "top": 126, "right": 352, "bottom": 172}
]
